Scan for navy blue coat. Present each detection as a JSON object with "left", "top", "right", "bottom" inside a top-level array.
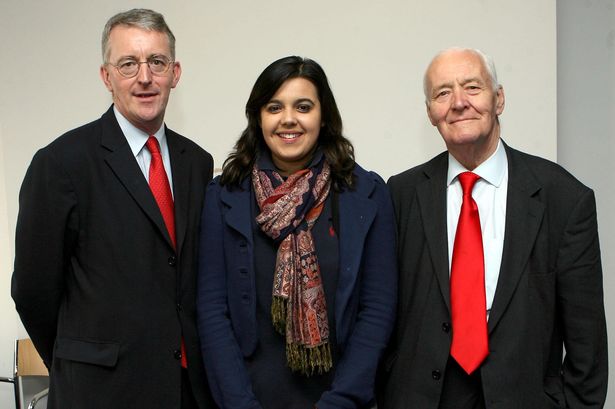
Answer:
[{"left": 196, "top": 164, "right": 397, "bottom": 409}]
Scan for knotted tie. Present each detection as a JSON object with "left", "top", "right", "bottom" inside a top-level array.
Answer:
[
  {"left": 145, "top": 136, "right": 187, "bottom": 368},
  {"left": 450, "top": 171, "right": 489, "bottom": 374}
]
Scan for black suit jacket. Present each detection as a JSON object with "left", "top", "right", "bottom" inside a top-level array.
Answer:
[
  {"left": 12, "top": 106, "right": 216, "bottom": 409},
  {"left": 380, "top": 143, "right": 607, "bottom": 409}
]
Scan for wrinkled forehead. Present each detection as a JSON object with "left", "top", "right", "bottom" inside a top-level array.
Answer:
[{"left": 426, "top": 50, "right": 490, "bottom": 90}]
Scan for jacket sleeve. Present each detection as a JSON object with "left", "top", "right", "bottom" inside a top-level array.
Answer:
[
  {"left": 317, "top": 176, "right": 398, "bottom": 409},
  {"left": 11, "top": 148, "right": 78, "bottom": 366},
  {"left": 196, "top": 181, "right": 262, "bottom": 409},
  {"left": 557, "top": 189, "right": 608, "bottom": 408}
]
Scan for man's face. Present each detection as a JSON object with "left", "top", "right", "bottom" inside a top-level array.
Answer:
[
  {"left": 100, "top": 26, "right": 181, "bottom": 134},
  {"left": 425, "top": 50, "right": 504, "bottom": 152}
]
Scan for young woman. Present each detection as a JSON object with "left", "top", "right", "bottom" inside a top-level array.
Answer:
[{"left": 196, "top": 56, "right": 397, "bottom": 409}]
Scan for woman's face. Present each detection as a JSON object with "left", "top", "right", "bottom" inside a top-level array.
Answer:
[{"left": 260, "top": 77, "right": 322, "bottom": 176}]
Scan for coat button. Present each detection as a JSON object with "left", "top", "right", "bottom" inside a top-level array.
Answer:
[
  {"left": 442, "top": 322, "right": 451, "bottom": 333},
  {"left": 174, "top": 349, "right": 182, "bottom": 360},
  {"left": 176, "top": 303, "right": 183, "bottom": 312},
  {"left": 432, "top": 370, "right": 441, "bottom": 380},
  {"left": 168, "top": 256, "right": 176, "bottom": 266}
]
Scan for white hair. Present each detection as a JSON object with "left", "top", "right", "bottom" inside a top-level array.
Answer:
[{"left": 423, "top": 47, "right": 499, "bottom": 103}]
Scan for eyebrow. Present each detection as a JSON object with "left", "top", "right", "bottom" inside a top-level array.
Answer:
[
  {"left": 117, "top": 53, "right": 166, "bottom": 61},
  {"left": 431, "top": 77, "right": 486, "bottom": 94},
  {"left": 459, "top": 77, "right": 485, "bottom": 86},
  {"left": 266, "top": 97, "right": 316, "bottom": 105}
]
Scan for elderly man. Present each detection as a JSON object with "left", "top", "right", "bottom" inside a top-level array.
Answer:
[
  {"left": 12, "top": 9, "right": 215, "bottom": 409},
  {"left": 380, "top": 48, "right": 607, "bottom": 408}
]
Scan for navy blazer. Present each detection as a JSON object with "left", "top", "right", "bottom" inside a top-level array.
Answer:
[{"left": 196, "top": 164, "right": 397, "bottom": 409}]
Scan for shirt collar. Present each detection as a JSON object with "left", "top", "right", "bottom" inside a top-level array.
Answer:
[
  {"left": 447, "top": 138, "right": 507, "bottom": 187},
  {"left": 113, "top": 106, "right": 166, "bottom": 157}
]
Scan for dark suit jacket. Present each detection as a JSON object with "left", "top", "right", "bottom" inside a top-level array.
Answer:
[
  {"left": 196, "top": 165, "right": 398, "bottom": 409},
  {"left": 12, "top": 106, "right": 216, "bottom": 409},
  {"left": 380, "top": 143, "right": 607, "bottom": 409}
]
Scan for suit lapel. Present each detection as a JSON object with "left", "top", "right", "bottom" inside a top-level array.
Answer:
[
  {"left": 417, "top": 154, "right": 451, "bottom": 310},
  {"left": 100, "top": 108, "right": 175, "bottom": 249},
  {"left": 167, "top": 130, "right": 190, "bottom": 253},
  {"left": 488, "top": 145, "right": 544, "bottom": 332}
]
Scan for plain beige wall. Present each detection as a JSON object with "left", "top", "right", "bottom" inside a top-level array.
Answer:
[
  {"left": 557, "top": 0, "right": 614, "bottom": 406},
  {"left": 0, "top": 0, "right": 557, "bottom": 405}
]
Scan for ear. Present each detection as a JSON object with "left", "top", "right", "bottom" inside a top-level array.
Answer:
[
  {"left": 100, "top": 65, "right": 113, "bottom": 92},
  {"left": 171, "top": 61, "right": 182, "bottom": 88},
  {"left": 495, "top": 85, "right": 505, "bottom": 115}
]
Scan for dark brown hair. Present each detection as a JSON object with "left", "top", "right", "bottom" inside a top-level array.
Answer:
[{"left": 220, "top": 56, "right": 355, "bottom": 191}]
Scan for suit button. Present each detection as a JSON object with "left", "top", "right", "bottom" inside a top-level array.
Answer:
[
  {"left": 176, "top": 303, "right": 183, "bottom": 312},
  {"left": 442, "top": 322, "right": 451, "bottom": 333},
  {"left": 174, "top": 349, "right": 182, "bottom": 360},
  {"left": 168, "top": 256, "right": 176, "bottom": 266},
  {"left": 432, "top": 370, "right": 441, "bottom": 380}
]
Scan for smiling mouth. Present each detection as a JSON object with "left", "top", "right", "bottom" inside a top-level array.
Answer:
[
  {"left": 135, "top": 92, "right": 158, "bottom": 99},
  {"left": 277, "top": 132, "right": 302, "bottom": 140},
  {"left": 451, "top": 118, "right": 477, "bottom": 124}
]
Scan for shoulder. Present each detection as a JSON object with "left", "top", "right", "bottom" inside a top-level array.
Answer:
[
  {"left": 205, "top": 175, "right": 250, "bottom": 201},
  {"left": 342, "top": 164, "right": 395, "bottom": 215},
  {"left": 387, "top": 151, "right": 447, "bottom": 194},
  {"left": 47, "top": 116, "right": 103, "bottom": 151},
  {"left": 206, "top": 175, "right": 224, "bottom": 193},
  {"left": 506, "top": 145, "right": 592, "bottom": 197},
  {"left": 349, "top": 163, "right": 389, "bottom": 197},
  {"left": 166, "top": 128, "right": 214, "bottom": 164},
  {"left": 30, "top": 116, "right": 105, "bottom": 173}
]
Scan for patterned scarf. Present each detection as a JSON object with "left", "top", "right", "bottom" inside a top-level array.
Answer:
[{"left": 252, "top": 156, "right": 332, "bottom": 375}]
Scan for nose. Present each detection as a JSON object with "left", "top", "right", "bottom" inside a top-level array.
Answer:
[
  {"left": 281, "top": 109, "right": 297, "bottom": 126},
  {"left": 136, "top": 62, "right": 153, "bottom": 85},
  {"left": 451, "top": 88, "right": 469, "bottom": 110}
]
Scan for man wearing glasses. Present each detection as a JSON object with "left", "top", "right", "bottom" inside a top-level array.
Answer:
[{"left": 12, "top": 9, "right": 215, "bottom": 409}]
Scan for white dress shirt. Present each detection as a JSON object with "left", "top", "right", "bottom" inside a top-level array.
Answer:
[
  {"left": 113, "top": 106, "right": 174, "bottom": 196},
  {"left": 447, "top": 139, "right": 508, "bottom": 316}
]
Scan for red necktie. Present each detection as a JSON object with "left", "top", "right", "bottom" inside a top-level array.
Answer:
[
  {"left": 450, "top": 171, "right": 488, "bottom": 374},
  {"left": 145, "top": 136, "right": 187, "bottom": 368},
  {"left": 146, "top": 137, "right": 176, "bottom": 248}
]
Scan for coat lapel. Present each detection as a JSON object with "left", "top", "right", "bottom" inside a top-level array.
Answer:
[
  {"left": 488, "top": 145, "right": 544, "bottom": 332},
  {"left": 417, "top": 153, "right": 451, "bottom": 311},
  {"left": 100, "top": 108, "right": 175, "bottom": 249},
  {"left": 337, "top": 172, "right": 378, "bottom": 324},
  {"left": 167, "top": 130, "right": 190, "bottom": 253},
  {"left": 220, "top": 179, "right": 253, "bottom": 243}
]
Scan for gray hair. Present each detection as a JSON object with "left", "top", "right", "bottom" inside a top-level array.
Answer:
[
  {"left": 102, "top": 8, "right": 176, "bottom": 63},
  {"left": 423, "top": 47, "right": 499, "bottom": 103}
]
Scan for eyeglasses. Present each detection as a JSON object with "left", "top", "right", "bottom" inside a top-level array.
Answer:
[{"left": 108, "top": 55, "right": 174, "bottom": 78}]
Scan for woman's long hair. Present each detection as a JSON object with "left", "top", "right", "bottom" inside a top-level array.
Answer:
[{"left": 220, "top": 56, "right": 355, "bottom": 191}]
